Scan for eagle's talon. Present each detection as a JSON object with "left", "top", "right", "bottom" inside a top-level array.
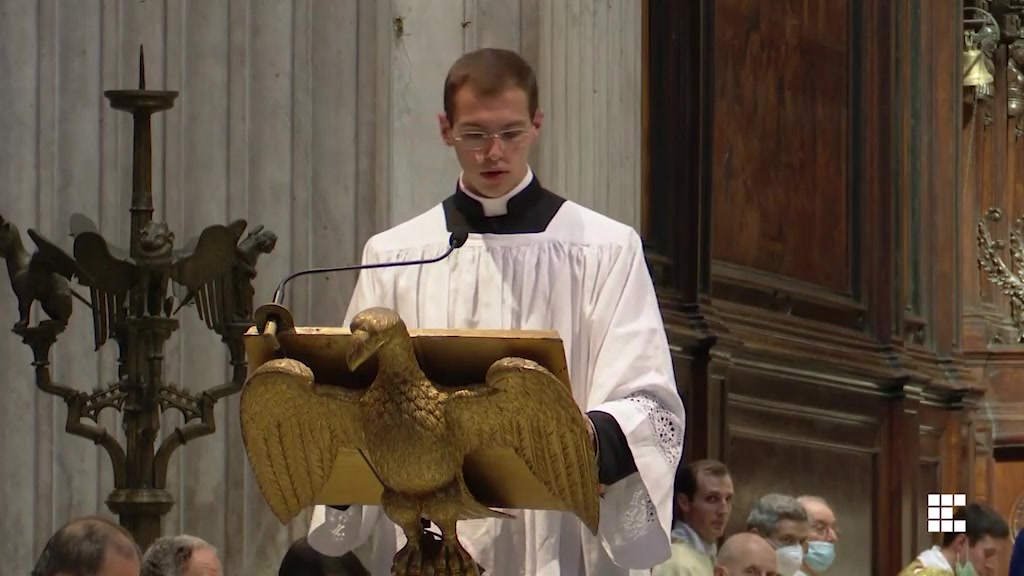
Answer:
[
  {"left": 434, "top": 539, "right": 479, "bottom": 576},
  {"left": 392, "top": 542, "right": 424, "bottom": 576}
]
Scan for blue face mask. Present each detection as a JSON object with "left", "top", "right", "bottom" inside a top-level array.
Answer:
[{"left": 805, "top": 541, "right": 835, "bottom": 572}]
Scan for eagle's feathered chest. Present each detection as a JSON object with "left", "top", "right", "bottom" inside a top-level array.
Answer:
[
  {"left": 362, "top": 375, "right": 446, "bottom": 431},
  {"left": 360, "top": 374, "right": 458, "bottom": 491}
]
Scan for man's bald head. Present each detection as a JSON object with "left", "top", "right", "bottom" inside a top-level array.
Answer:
[
  {"left": 33, "top": 516, "right": 141, "bottom": 576},
  {"left": 715, "top": 533, "right": 778, "bottom": 576}
]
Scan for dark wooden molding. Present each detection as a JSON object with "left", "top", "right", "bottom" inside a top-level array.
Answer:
[
  {"left": 644, "top": 0, "right": 712, "bottom": 302},
  {"left": 643, "top": 0, "right": 979, "bottom": 571}
]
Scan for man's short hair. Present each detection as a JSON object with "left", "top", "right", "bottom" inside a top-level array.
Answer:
[
  {"left": 941, "top": 503, "right": 1010, "bottom": 547},
  {"left": 746, "top": 493, "right": 809, "bottom": 534},
  {"left": 141, "top": 535, "right": 216, "bottom": 576},
  {"left": 675, "top": 459, "right": 731, "bottom": 500},
  {"left": 442, "top": 48, "right": 539, "bottom": 121},
  {"left": 32, "top": 516, "right": 140, "bottom": 576}
]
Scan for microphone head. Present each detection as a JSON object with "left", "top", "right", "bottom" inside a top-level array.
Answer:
[{"left": 449, "top": 230, "right": 470, "bottom": 249}]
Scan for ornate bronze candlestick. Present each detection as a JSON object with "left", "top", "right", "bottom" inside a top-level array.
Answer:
[{"left": 0, "top": 48, "right": 277, "bottom": 550}]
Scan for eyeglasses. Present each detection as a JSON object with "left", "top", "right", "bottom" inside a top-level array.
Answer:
[{"left": 451, "top": 128, "right": 531, "bottom": 151}]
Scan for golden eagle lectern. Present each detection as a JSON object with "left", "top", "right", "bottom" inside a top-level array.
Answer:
[{"left": 240, "top": 305, "right": 600, "bottom": 575}]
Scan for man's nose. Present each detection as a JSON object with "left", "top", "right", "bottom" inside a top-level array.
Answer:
[{"left": 485, "top": 137, "right": 503, "bottom": 159}]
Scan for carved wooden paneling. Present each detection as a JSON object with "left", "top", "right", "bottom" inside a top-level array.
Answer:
[
  {"left": 711, "top": 0, "right": 852, "bottom": 294},
  {"left": 918, "top": 461, "right": 941, "bottom": 550},
  {"left": 646, "top": 0, "right": 975, "bottom": 573},
  {"left": 723, "top": 367, "right": 882, "bottom": 576},
  {"left": 953, "top": 0, "right": 1024, "bottom": 543},
  {"left": 994, "top": 462, "right": 1024, "bottom": 571},
  {"left": 702, "top": 0, "right": 894, "bottom": 336},
  {"left": 916, "top": 404, "right": 951, "bottom": 552}
]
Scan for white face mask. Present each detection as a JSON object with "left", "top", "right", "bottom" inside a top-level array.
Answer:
[{"left": 775, "top": 544, "right": 804, "bottom": 576}]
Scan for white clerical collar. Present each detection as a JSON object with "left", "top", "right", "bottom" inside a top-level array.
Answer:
[{"left": 457, "top": 167, "right": 535, "bottom": 217}]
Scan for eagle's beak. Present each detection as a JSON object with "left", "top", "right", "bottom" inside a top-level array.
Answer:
[{"left": 346, "top": 328, "right": 376, "bottom": 372}]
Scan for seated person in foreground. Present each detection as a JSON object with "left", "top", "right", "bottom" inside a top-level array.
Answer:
[
  {"left": 794, "top": 495, "right": 839, "bottom": 576},
  {"left": 305, "top": 47, "right": 685, "bottom": 575},
  {"left": 745, "top": 494, "right": 810, "bottom": 576},
  {"left": 653, "top": 459, "right": 734, "bottom": 575},
  {"left": 141, "top": 535, "right": 221, "bottom": 576},
  {"left": 32, "top": 515, "right": 141, "bottom": 576},
  {"left": 899, "top": 502, "right": 1009, "bottom": 576},
  {"left": 714, "top": 533, "right": 778, "bottom": 576}
]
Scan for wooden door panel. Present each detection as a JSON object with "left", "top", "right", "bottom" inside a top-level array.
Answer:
[{"left": 712, "top": 0, "right": 852, "bottom": 295}]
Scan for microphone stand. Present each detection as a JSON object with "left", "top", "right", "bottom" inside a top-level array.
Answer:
[{"left": 256, "top": 231, "right": 469, "bottom": 352}]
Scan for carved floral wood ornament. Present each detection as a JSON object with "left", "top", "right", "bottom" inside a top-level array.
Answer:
[{"left": 977, "top": 207, "right": 1024, "bottom": 341}]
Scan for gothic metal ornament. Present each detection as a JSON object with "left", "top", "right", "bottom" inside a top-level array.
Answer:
[{"left": 0, "top": 47, "right": 277, "bottom": 550}]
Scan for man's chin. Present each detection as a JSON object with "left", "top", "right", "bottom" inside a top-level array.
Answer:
[{"left": 469, "top": 175, "right": 513, "bottom": 198}]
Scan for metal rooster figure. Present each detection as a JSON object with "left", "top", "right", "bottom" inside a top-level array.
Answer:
[
  {"left": 241, "top": 307, "right": 600, "bottom": 576},
  {"left": 0, "top": 48, "right": 277, "bottom": 550}
]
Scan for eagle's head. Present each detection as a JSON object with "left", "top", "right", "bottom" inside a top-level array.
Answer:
[{"left": 346, "top": 307, "right": 407, "bottom": 371}]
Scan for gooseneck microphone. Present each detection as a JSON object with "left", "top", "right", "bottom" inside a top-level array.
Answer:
[{"left": 271, "top": 230, "right": 470, "bottom": 305}]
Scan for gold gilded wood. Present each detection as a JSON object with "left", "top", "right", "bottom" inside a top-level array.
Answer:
[{"left": 241, "top": 306, "right": 599, "bottom": 575}]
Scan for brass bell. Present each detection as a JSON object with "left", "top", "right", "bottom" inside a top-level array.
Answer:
[{"left": 964, "top": 48, "right": 995, "bottom": 87}]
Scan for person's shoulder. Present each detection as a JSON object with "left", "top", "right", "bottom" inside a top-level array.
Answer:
[
  {"left": 669, "top": 540, "right": 713, "bottom": 565},
  {"left": 650, "top": 541, "right": 713, "bottom": 575},
  {"left": 363, "top": 205, "right": 447, "bottom": 255},
  {"left": 551, "top": 200, "right": 642, "bottom": 250},
  {"left": 897, "top": 560, "right": 953, "bottom": 576}
]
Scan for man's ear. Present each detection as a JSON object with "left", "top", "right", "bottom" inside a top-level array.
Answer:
[
  {"left": 438, "top": 113, "right": 454, "bottom": 146},
  {"left": 532, "top": 108, "right": 545, "bottom": 132},
  {"left": 713, "top": 566, "right": 728, "bottom": 576},
  {"left": 676, "top": 493, "right": 691, "bottom": 516}
]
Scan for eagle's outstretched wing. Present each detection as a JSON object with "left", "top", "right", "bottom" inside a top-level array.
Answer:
[
  {"left": 171, "top": 219, "right": 247, "bottom": 328},
  {"left": 240, "top": 358, "right": 368, "bottom": 524},
  {"left": 445, "top": 357, "right": 600, "bottom": 534},
  {"left": 26, "top": 228, "right": 82, "bottom": 281},
  {"left": 26, "top": 229, "right": 135, "bottom": 348},
  {"left": 72, "top": 232, "right": 139, "bottom": 294},
  {"left": 73, "top": 232, "right": 139, "bottom": 348}
]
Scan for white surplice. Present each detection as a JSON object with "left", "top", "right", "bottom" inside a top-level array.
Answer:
[{"left": 306, "top": 187, "right": 686, "bottom": 575}]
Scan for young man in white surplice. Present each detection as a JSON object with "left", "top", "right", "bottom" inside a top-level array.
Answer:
[{"left": 306, "top": 48, "right": 685, "bottom": 576}]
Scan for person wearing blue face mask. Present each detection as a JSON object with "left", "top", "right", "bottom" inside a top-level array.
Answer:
[
  {"left": 794, "top": 496, "right": 838, "bottom": 576},
  {"left": 745, "top": 494, "right": 810, "bottom": 576}
]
